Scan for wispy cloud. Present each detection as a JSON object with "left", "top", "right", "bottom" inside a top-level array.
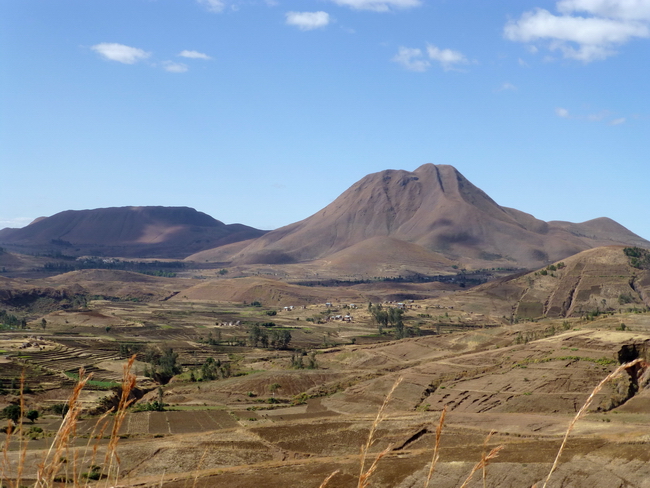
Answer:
[
  {"left": 198, "top": 0, "right": 226, "bottom": 13},
  {"left": 498, "top": 82, "right": 517, "bottom": 91},
  {"left": 392, "top": 44, "right": 470, "bottom": 72},
  {"left": 556, "top": 107, "right": 571, "bottom": 118},
  {"left": 91, "top": 43, "right": 151, "bottom": 64},
  {"left": 557, "top": 0, "right": 650, "bottom": 21},
  {"left": 179, "top": 50, "right": 212, "bottom": 60},
  {"left": 163, "top": 61, "right": 189, "bottom": 73},
  {"left": 555, "top": 106, "right": 627, "bottom": 125},
  {"left": 505, "top": 1, "right": 650, "bottom": 62},
  {"left": 331, "top": 0, "right": 421, "bottom": 12},
  {"left": 285, "top": 11, "right": 331, "bottom": 30},
  {"left": 426, "top": 44, "right": 469, "bottom": 71},
  {"left": 392, "top": 47, "right": 430, "bottom": 71}
]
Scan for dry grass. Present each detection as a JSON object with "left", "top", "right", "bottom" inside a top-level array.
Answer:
[
  {"left": 423, "top": 405, "right": 446, "bottom": 488},
  {"left": 318, "top": 469, "right": 340, "bottom": 488},
  {"left": 540, "top": 357, "right": 644, "bottom": 488},
  {"left": 358, "top": 376, "right": 403, "bottom": 488},
  {"left": 1, "top": 356, "right": 137, "bottom": 488},
  {"left": 458, "top": 444, "right": 504, "bottom": 488}
]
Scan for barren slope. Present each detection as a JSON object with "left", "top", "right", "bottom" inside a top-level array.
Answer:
[
  {"left": 449, "top": 246, "right": 650, "bottom": 320},
  {"left": 209, "top": 164, "right": 649, "bottom": 269}
]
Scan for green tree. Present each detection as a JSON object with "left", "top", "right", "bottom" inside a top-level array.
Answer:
[
  {"left": 248, "top": 324, "right": 262, "bottom": 347},
  {"left": 291, "top": 352, "right": 304, "bottom": 369},
  {"left": 306, "top": 352, "right": 318, "bottom": 369},
  {"left": 269, "top": 329, "right": 291, "bottom": 349},
  {"left": 370, "top": 304, "right": 389, "bottom": 332},
  {"left": 40, "top": 318, "right": 47, "bottom": 330},
  {"left": 51, "top": 403, "right": 69, "bottom": 418},
  {"left": 2, "top": 404, "right": 22, "bottom": 423},
  {"left": 156, "top": 348, "right": 182, "bottom": 383},
  {"left": 26, "top": 409, "right": 39, "bottom": 423},
  {"left": 201, "top": 357, "right": 219, "bottom": 380}
]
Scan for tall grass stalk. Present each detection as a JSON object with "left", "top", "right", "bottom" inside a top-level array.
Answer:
[
  {"left": 102, "top": 355, "right": 137, "bottom": 487},
  {"left": 357, "top": 376, "right": 402, "bottom": 488},
  {"left": 318, "top": 469, "right": 340, "bottom": 488},
  {"left": 423, "top": 405, "right": 446, "bottom": 488},
  {"left": 80, "top": 408, "right": 114, "bottom": 488},
  {"left": 35, "top": 368, "right": 90, "bottom": 488},
  {"left": 541, "top": 357, "right": 644, "bottom": 488},
  {"left": 0, "top": 373, "right": 28, "bottom": 488},
  {"left": 481, "top": 430, "right": 496, "bottom": 488},
  {"left": 190, "top": 447, "right": 209, "bottom": 488},
  {"left": 1, "top": 418, "right": 12, "bottom": 486},
  {"left": 0, "top": 355, "right": 138, "bottom": 488},
  {"left": 458, "top": 445, "right": 504, "bottom": 488},
  {"left": 16, "top": 373, "right": 28, "bottom": 488}
]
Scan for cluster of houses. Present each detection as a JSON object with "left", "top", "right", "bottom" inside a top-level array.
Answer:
[
  {"left": 216, "top": 321, "right": 241, "bottom": 327},
  {"left": 17, "top": 336, "right": 47, "bottom": 350},
  {"left": 382, "top": 300, "right": 421, "bottom": 310},
  {"left": 325, "top": 302, "right": 358, "bottom": 309},
  {"left": 327, "top": 314, "right": 354, "bottom": 322}
]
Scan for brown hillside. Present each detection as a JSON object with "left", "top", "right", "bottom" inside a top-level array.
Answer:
[
  {"left": 0, "top": 206, "right": 266, "bottom": 259},
  {"left": 170, "top": 276, "right": 368, "bottom": 306},
  {"left": 451, "top": 246, "right": 650, "bottom": 320},
  {"left": 0, "top": 269, "right": 190, "bottom": 310},
  {"left": 213, "top": 164, "right": 649, "bottom": 269}
]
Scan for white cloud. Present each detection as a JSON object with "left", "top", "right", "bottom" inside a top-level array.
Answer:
[
  {"left": 557, "top": 0, "right": 650, "bottom": 20},
  {"left": 198, "top": 0, "right": 226, "bottom": 13},
  {"left": 179, "top": 50, "right": 212, "bottom": 60},
  {"left": 518, "top": 57, "right": 530, "bottom": 66},
  {"left": 285, "top": 11, "right": 331, "bottom": 30},
  {"left": 610, "top": 117, "right": 626, "bottom": 125},
  {"left": 392, "top": 44, "right": 470, "bottom": 72},
  {"left": 426, "top": 44, "right": 469, "bottom": 71},
  {"left": 331, "top": 0, "right": 421, "bottom": 12},
  {"left": 505, "top": 3, "right": 650, "bottom": 62},
  {"left": 392, "top": 47, "right": 430, "bottom": 71},
  {"left": 556, "top": 107, "right": 570, "bottom": 117},
  {"left": 163, "top": 61, "right": 189, "bottom": 73},
  {"left": 91, "top": 43, "right": 151, "bottom": 64}
]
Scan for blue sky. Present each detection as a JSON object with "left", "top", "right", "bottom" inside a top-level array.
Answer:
[{"left": 2, "top": 0, "right": 649, "bottom": 240}]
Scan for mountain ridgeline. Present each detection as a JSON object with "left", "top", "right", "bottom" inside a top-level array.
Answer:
[
  {"left": 1, "top": 164, "right": 648, "bottom": 268},
  {"left": 190, "top": 164, "right": 649, "bottom": 269},
  {"left": 0, "top": 206, "right": 267, "bottom": 259}
]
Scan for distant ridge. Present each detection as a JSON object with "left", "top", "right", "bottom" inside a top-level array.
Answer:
[
  {"left": 0, "top": 206, "right": 267, "bottom": 259},
  {"left": 202, "top": 164, "right": 649, "bottom": 269},
  {"left": 3, "top": 166, "right": 647, "bottom": 267},
  {"left": 460, "top": 246, "right": 650, "bottom": 319}
]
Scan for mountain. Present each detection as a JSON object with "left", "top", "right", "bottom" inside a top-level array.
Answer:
[
  {"left": 0, "top": 206, "right": 267, "bottom": 259},
  {"left": 206, "top": 164, "right": 649, "bottom": 269}
]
